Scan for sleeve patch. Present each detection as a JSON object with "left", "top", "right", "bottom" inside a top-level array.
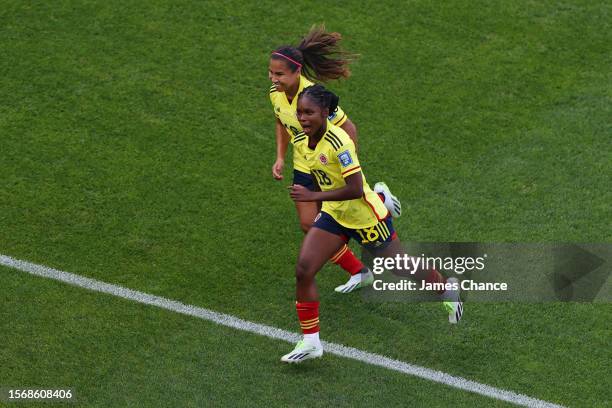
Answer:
[
  {"left": 338, "top": 150, "right": 353, "bottom": 167},
  {"left": 328, "top": 108, "right": 338, "bottom": 121}
]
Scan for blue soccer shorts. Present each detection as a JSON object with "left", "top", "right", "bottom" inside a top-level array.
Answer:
[{"left": 312, "top": 211, "right": 396, "bottom": 250}]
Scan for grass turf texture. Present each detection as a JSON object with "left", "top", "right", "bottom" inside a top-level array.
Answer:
[
  {"left": 1, "top": 0, "right": 610, "bottom": 407},
  {"left": 1, "top": 265, "right": 517, "bottom": 408}
]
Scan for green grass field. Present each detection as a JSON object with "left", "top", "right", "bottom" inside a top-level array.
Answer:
[{"left": 1, "top": 1, "right": 611, "bottom": 407}]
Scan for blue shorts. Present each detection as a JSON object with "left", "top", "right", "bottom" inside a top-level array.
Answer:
[
  {"left": 312, "top": 211, "right": 397, "bottom": 250},
  {"left": 293, "top": 169, "right": 316, "bottom": 191}
]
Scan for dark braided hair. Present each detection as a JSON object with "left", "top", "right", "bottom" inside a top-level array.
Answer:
[
  {"left": 298, "top": 84, "right": 339, "bottom": 115},
  {"left": 271, "top": 24, "right": 357, "bottom": 82}
]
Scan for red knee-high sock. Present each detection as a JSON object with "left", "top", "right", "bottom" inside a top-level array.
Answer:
[
  {"left": 330, "top": 245, "right": 364, "bottom": 276},
  {"left": 296, "top": 301, "right": 320, "bottom": 334}
]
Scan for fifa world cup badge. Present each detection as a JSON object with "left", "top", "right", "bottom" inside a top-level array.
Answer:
[{"left": 338, "top": 150, "right": 353, "bottom": 167}]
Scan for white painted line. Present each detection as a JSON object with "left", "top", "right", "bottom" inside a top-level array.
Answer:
[{"left": 1, "top": 254, "right": 564, "bottom": 408}]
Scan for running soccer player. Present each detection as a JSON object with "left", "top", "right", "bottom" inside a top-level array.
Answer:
[
  {"left": 269, "top": 25, "right": 401, "bottom": 293},
  {"left": 280, "top": 85, "right": 463, "bottom": 363}
]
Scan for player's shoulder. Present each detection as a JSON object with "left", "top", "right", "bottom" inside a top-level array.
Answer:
[
  {"left": 301, "top": 76, "right": 315, "bottom": 90},
  {"left": 322, "top": 124, "right": 353, "bottom": 152}
]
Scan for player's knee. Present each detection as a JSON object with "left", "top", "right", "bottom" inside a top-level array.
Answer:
[{"left": 295, "top": 257, "right": 314, "bottom": 284}]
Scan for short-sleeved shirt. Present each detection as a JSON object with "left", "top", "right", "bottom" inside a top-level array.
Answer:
[
  {"left": 293, "top": 122, "right": 388, "bottom": 229},
  {"left": 269, "top": 76, "right": 348, "bottom": 173}
]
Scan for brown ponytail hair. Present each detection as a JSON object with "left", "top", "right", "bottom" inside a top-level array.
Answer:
[{"left": 271, "top": 24, "right": 357, "bottom": 83}]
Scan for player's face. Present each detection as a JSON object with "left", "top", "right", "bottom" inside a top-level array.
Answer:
[
  {"left": 296, "top": 96, "right": 328, "bottom": 137},
  {"left": 268, "top": 59, "right": 299, "bottom": 93}
]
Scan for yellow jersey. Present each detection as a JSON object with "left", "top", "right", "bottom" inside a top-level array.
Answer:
[
  {"left": 293, "top": 122, "right": 389, "bottom": 229},
  {"left": 269, "top": 75, "right": 348, "bottom": 173}
]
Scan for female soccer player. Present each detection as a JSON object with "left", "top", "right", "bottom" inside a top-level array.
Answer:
[
  {"left": 281, "top": 85, "right": 463, "bottom": 363},
  {"left": 269, "top": 25, "right": 401, "bottom": 293}
]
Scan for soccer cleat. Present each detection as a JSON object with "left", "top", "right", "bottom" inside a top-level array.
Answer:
[
  {"left": 374, "top": 182, "right": 402, "bottom": 218},
  {"left": 280, "top": 340, "right": 323, "bottom": 363},
  {"left": 334, "top": 268, "right": 374, "bottom": 293},
  {"left": 442, "top": 277, "right": 463, "bottom": 324}
]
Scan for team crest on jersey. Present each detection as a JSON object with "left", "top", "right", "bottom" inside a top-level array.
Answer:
[
  {"left": 319, "top": 154, "right": 328, "bottom": 165},
  {"left": 338, "top": 150, "right": 353, "bottom": 167}
]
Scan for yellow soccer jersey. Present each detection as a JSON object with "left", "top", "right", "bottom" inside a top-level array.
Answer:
[
  {"left": 293, "top": 122, "right": 389, "bottom": 229},
  {"left": 269, "top": 75, "right": 348, "bottom": 173}
]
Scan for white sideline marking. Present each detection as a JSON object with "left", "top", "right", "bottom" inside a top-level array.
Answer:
[{"left": 1, "top": 254, "right": 564, "bottom": 408}]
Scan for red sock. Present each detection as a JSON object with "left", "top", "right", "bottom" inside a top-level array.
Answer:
[
  {"left": 425, "top": 269, "right": 447, "bottom": 294},
  {"left": 296, "top": 301, "right": 319, "bottom": 334},
  {"left": 330, "top": 245, "right": 364, "bottom": 276}
]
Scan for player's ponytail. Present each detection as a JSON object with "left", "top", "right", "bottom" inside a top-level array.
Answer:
[
  {"left": 299, "top": 84, "right": 339, "bottom": 114},
  {"left": 271, "top": 24, "right": 357, "bottom": 82},
  {"left": 298, "top": 24, "right": 355, "bottom": 82}
]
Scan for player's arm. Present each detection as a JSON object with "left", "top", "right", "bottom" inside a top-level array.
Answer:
[
  {"left": 340, "top": 119, "right": 358, "bottom": 150},
  {"left": 272, "top": 118, "right": 291, "bottom": 180},
  {"left": 290, "top": 172, "right": 363, "bottom": 202},
  {"left": 331, "top": 105, "right": 358, "bottom": 150}
]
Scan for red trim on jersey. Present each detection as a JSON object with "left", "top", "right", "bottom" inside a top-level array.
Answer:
[
  {"left": 341, "top": 166, "right": 361, "bottom": 176},
  {"left": 363, "top": 194, "right": 387, "bottom": 221}
]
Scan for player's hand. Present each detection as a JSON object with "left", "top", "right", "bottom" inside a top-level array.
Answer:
[
  {"left": 288, "top": 184, "right": 315, "bottom": 201},
  {"left": 272, "top": 158, "right": 284, "bottom": 180}
]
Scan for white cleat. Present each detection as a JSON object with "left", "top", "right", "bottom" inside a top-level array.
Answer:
[
  {"left": 442, "top": 277, "right": 463, "bottom": 324},
  {"left": 374, "top": 182, "right": 402, "bottom": 218},
  {"left": 334, "top": 269, "right": 374, "bottom": 293},
  {"left": 281, "top": 340, "right": 323, "bottom": 363}
]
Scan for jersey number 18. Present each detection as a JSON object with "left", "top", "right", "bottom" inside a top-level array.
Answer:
[{"left": 312, "top": 170, "right": 332, "bottom": 186}]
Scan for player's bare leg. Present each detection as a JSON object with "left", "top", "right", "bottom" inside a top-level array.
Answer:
[
  {"left": 368, "top": 238, "right": 463, "bottom": 323},
  {"left": 368, "top": 239, "right": 438, "bottom": 281},
  {"left": 295, "top": 227, "right": 346, "bottom": 301},
  {"left": 281, "top": 227, "right": 345, "bottom": 363},
  {"left": 294, "top": 201, "right": 318, "bottom": 234},
  {"left": 295, "top": 201, "right": 367, "bottom": 283}
]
